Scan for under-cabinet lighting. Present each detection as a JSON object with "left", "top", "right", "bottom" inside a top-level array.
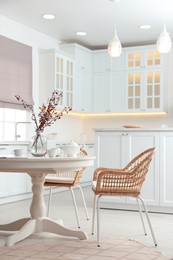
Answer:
[{"left": 68, "top": 112, "right": 166, "bottom": 117}]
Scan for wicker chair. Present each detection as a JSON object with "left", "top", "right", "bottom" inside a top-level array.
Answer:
[
  {"left": 44, "top": 148, "right": 89, "bottom": 228},
  {"left": 91, "top": 147, "right": 157, "bottom": 247}
]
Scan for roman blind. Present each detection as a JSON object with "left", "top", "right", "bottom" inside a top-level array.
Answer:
[{"left": 0, "top": 36, "right": 34, "bottom": 109}]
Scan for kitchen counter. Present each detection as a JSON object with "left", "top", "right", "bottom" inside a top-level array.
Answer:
[
  {"left": 0, "top": 141, "right": 29, "bottom": 146},
  {"left": 93, "top": 127, "right": 173, "bottom": 132}
]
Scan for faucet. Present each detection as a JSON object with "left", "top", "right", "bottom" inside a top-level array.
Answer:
[{"left": 15, "top": 122, "right": 31, "bottom": 141}]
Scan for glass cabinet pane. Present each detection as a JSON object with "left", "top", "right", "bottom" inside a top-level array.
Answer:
[
  {"left": 127, "top": 72, "right": 141, "bottom": 110},
  {"left": 147, "top": 50, "right": 160, "bottom": 67},
  {"left": 127, "top": 52, "right": 141, "bottom": 68},
  {"left": 146, "top": 71, "right": 161, "bottom": 110}
]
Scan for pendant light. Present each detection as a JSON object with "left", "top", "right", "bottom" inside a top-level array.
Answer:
[
  {"left": 156, "top": 24, "right": 172, "bottom": 53},
  {"left": 108, "top": 29, "right": 122, "bottom": 57}
]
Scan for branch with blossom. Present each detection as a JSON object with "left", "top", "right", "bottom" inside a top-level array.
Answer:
[{"left": 15, "top": 91, "right": 72, "bottom": 133}]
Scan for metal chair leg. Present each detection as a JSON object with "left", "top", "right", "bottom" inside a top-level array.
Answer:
[
  {"left": 136, "top": 197, "right": 147, "bottom": 235},
  {"left": 69, "top": 187, "right": 80, "bottom": 228},
  {"left": 138, "top": 196, "right": 157, "bottom": 246},
  {"left": 91, "top": 194, "right": 97, "bottom": 235},
  {"left": 97, "top": 195, "right": 101, "bottom": 247},
  {"left": 77, "top": 185, "right": 89, "bottom": 220}
]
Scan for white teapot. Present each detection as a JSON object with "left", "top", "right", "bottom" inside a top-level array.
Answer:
[{"left": 61, "top": 140, "right": 80, "bottom": 157}]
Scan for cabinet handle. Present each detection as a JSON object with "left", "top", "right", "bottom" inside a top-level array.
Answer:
[{"left": 88, "top": 145, "right": 94, "bottom": 148}]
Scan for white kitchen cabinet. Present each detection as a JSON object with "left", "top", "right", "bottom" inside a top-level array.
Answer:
[
  {"left": 39, "top": 49, "right": 74, "bottom": 108},
  {"left": 124, "top": 46, "right": 164, "bottom": 112},
  {"left": 93, "top": 71, "right": 124, "bottom": 112},
  {"left": 74, "top": 69, "right": 93, "bottom": 112},
  {"left": 160, "top": 132, "right": 173, "bottom": 207},
  {"left": 93, "top": 50, "right": 124, "bottom": 72},
  {"left": 95, "top": 130, "right": 160, "bottom": 206},
  {"left": 60, "top": 44, "right": 93, "bottom": 112},
  {"left": 93, "top": 50, "right": 124, "bottom": 113},
  {"left": 0, "top": 145, "right": 32, "bottom": 204},
  {"left": 81, "top": 144, "right": 95, "bottom": 183},
  {"left": 0, "top": 173, "right": 30, "bottom": 199}
]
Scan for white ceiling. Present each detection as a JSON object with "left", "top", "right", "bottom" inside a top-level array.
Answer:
[{"left": 0, "top": 0, "right": 173, "bottom": 50}]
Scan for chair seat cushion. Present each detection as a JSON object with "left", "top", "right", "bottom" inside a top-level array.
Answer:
[
  {"left": 45, "top": 176, "right": 74, "bottom": 184},
  {"left": 92, "top": 180, "right": 96, "bottom": 190}
]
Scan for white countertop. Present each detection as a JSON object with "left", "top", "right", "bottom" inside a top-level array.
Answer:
[{"left": 93, "top": 127, "right": 173, "bottom": 132}]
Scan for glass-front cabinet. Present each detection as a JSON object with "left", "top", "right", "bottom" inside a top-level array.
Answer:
[
  {"left": 39, "top": 49, "right": 74, "bottom": 108},
  {"left": 124, "top": 46, "right": 164, "bottom": 112},
  {"left": 56, "top": 57, "right": 73, "bottom": 107}
]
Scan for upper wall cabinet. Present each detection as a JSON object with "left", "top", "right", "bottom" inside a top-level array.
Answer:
[
  {"left": 124, "top": 46, "right": 164, "bottom": 70},
  {"left": 39, "top": 49, "right": 74, "bottom": 108},
  {"left": 93, "top": 50, "right": 125, "bottom": 112},
  {"left": 60, "top": 44, "right": 93, "bottom": 112},
  {"left": 124, "top": 46, "right": 165, "bottom": 112},
  {"left": 93, "top": 50, "right": 124, "bottom": 72}
]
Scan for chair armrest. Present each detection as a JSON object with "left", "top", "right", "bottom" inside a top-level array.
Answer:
[
  {"left": 93, "top": 167, "right": 122, "bottom": 181},
  {"left": 94, "top": 169, "right": 136, "bottom": 193}
]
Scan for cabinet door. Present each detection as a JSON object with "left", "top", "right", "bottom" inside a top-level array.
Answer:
[
  {"left": 111, "top": 51, "right": 124, "bottom": 71},
  {"left": 75, "top": 47, "right": 92, "bottom": 72},
  {"left": 81, "top": 144, "right": 95, "bottom": 183},
  {"left": 39, "top": 50, "right": 74, "bottom": 109},
  {"left": 95, "top": 131, "right": 126, "bottom": 204},
  {"left": 109, "top": 71, "right": 124, "bottom": 112},
  {"left": 126, "top": 131, "right": 160, "bottom": 206},
  {"left": 143, "top": 69, "right": 163, "bottom": 112},
  {"left": 160, "top": 132, "right": 173, "bottom": 207},
  {"left": 125, "top": 47, "right": 162, "bottom": 70},
  {"left": 125, "top": 69, "right": 163, "bottom": 112},
  {"left": 93, "top": 72, "right": 109, "bottom": 112},
  {"left": 94, "top": 71, "right": 124, "bottom": 113},
  {"left": 93, "top": 52, "right": 110, "bottom": 72},
  {"left": 125, "top": 71, "right": 143, "bottom": 112},
  {"left": 125, "top": 49, "right": 143, "bottom": 70},
  {"left": 56, "top": 56, "right": 73, "bottom": 107},
  {"left": 73, "top": 69, "right": 92, "bottom": 112},
  {"left": 95, "top": 131, "right": 125, "bottom": 168}
]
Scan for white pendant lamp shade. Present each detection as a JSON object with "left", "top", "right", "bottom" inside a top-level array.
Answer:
[
  {"left": 157, "top": 25, "right": 172, "bottom": 53},
  {"left": 108, "top": 29, "right": 122, "bottom": 57}
]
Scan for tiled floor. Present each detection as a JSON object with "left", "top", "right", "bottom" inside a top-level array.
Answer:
[{"left": 0, "top": 185, "right": 173, "bottom": 259}]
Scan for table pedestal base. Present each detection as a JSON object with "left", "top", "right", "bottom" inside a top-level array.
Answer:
[{"left": 0, "top": 217, "right": 88, "bottom": 246}]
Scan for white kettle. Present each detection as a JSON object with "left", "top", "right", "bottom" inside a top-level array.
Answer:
[{"left": 61, "top": 140, "right": 80, "bottom": 157}]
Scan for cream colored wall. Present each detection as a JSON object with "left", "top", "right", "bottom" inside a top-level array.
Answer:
[{"left": 44, "top": 115, "right": 83, "bottom": 143}]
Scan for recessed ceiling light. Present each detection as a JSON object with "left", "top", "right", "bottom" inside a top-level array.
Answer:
[
  {"left": 139, "top": 24, "right": 151, "bottom": 30},
  {"left": 76, "top": 31, "right": 87, "bottom": 36},
  {"left": 42, "top": 14, "right": 55, "bottom": 20}
]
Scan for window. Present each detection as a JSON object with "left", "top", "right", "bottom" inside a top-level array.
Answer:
[{"left": 0, "top": 36, "right": 33, "bottom": 109}]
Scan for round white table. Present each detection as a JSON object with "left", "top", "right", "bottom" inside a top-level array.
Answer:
[{"left": 0, "top": 156, "right": 95, "bottom": 246}]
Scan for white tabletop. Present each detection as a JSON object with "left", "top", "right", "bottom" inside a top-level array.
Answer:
[{"left": 0, "top": 155, "right": 95, "bottom": 173}]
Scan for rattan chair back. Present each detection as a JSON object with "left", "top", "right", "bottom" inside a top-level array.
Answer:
[{"left": 92, "top": 147, "right": 155, "bottom": 197}]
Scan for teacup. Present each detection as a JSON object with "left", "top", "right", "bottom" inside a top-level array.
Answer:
[
  {"left": 47, "top": 148, "right": 57, "bottom": 158},
  {"left": 13, "top": 148, "right": 26, "bottom": 157}
]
